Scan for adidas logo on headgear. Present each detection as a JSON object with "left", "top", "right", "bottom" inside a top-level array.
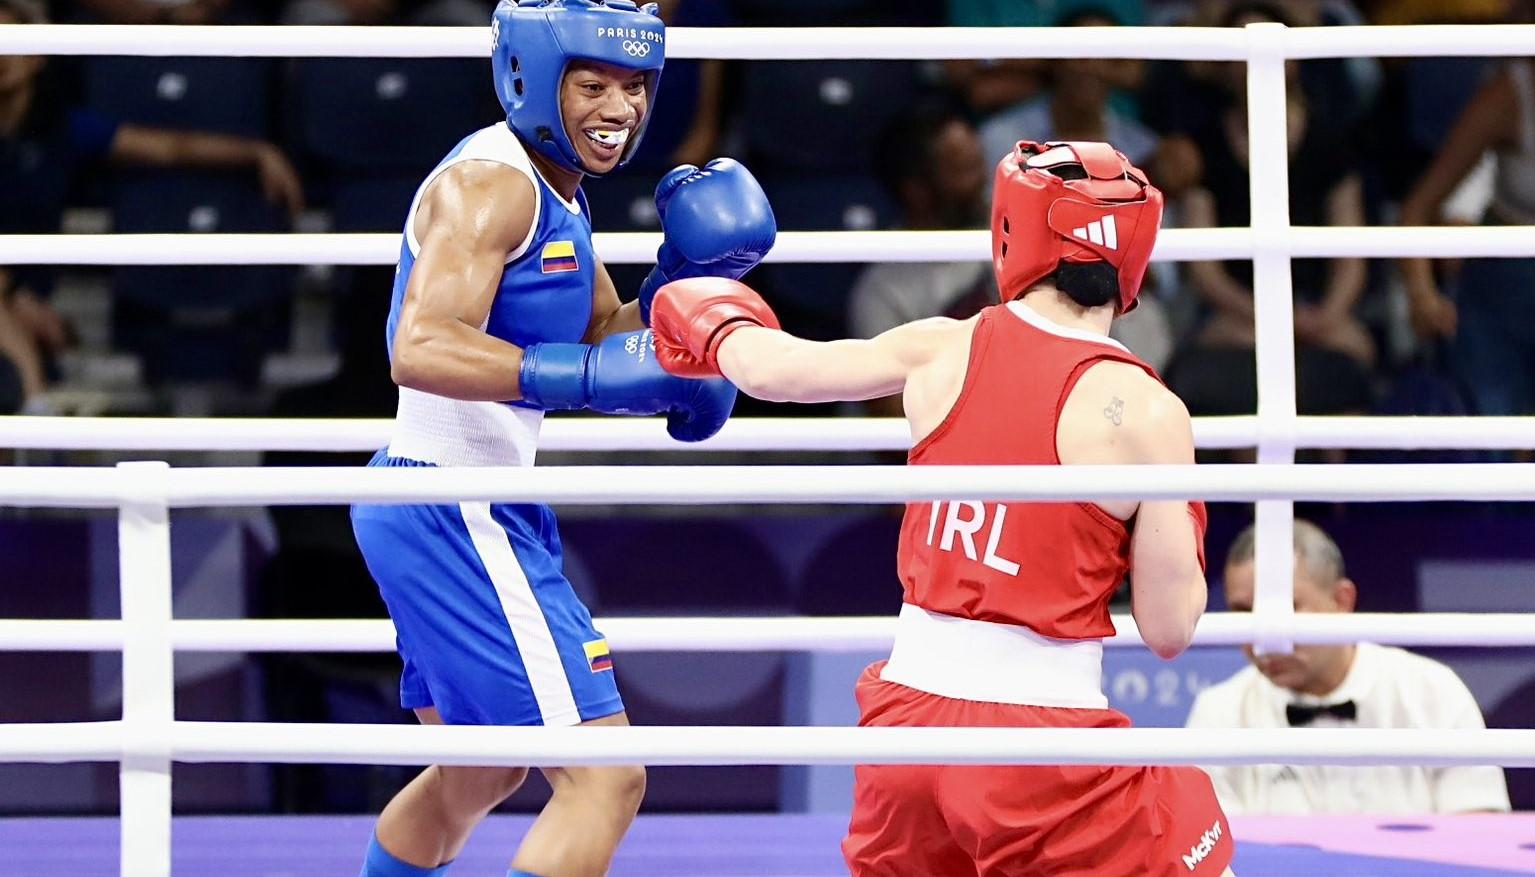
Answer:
[{"left": 1071, "top": 215, "right": 1118, "bottom": 250}]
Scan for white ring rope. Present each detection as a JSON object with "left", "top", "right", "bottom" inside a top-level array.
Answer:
[
  {"left": 0, "top": 722, "right": 1532, "bottom": 768},
  {"left": 4, "top": 415, "right": 1535, "bottom": 452},
  {"left": 1, "top": 613, "right": 1532, "bottom": 653},
  {"left": 2, "top": 227, "right": 1532, "bottom": 266},
  {"left": 6, "top": 23, "right": 1535, "bottom": 60},
  {"left": 3, "top": 463, "right": 1533, "bottom": 508}
]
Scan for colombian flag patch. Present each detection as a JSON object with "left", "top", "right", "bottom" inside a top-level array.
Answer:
[
  {"left": 584, "top": 639, "right": 613, "bottom": 673},
  {"left": 541, "top": 240, "right": 579, "bottom": 274}
]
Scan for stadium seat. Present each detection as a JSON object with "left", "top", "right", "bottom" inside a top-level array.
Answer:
[
  {"left": 742, "top": 61, "right": 920, "bottom": 173},
  {"left": 110, "top": 172, "right": 293, "bottom": 385},
  {"left": 290, "top": 59, "right": 492, "bottom": 177},
  {"left": 83, "top": 57, "right": 274, "bottom": 137},
  {"left": 331, "top": 176, "right": 420, "bottom": 234}
]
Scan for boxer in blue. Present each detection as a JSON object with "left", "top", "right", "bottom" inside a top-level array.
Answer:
[{"left": 349, "top": 2, "right": 776, "bottom": 875}]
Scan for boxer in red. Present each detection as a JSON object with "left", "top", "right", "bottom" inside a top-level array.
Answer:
[{"left": 648, "top": 141, "right": 1235, "bottom": 876}]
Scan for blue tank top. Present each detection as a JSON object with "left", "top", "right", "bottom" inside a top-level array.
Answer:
[{"left": 384, "top": 123, "right": 596, "bottom": 468}]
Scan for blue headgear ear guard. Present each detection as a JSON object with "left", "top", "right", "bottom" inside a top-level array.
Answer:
[{"left": 491, "top": 0, "right": 665, "bottom": 176}]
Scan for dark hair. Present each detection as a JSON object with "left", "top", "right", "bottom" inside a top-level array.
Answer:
[
  {"left": 1053, "top": 263, "right": 1120, "bottom": 309},
  {"left": 873, "top": 96, "right": 970, "bottom": 199}
]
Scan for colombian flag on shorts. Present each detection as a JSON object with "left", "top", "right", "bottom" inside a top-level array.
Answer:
[
  {"left": 584, "top": 639, "right": 613, "bottom": 673},
  {"left": 541, "top": 240, "right": 579, "bottom": 274}
]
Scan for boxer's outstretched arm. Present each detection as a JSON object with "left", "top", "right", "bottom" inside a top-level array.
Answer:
[
  {"left": 715, "top": 317, "right": 958, "bottom": 404},
  {"left": 390, "top": 161, "right": 537, "bottom": 401}
]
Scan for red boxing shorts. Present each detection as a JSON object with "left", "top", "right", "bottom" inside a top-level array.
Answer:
[{"left": 843, "top": 662, "right": 1233, "bottom": 877}]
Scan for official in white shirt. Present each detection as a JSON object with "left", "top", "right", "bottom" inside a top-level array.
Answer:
[{"left": 1185, "top": 520, "right": 1510, "bottom": 814}]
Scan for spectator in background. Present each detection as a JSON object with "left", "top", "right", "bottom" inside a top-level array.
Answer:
[
  {"left": 847, "top": 100, "right": 992, "bottom": 416},
  {"left": 0, "top": 268, "right": 71, "bottom": 411},
  {"left": 1398, "top": 0, "right": 1535, "bottom": 418},
  {"left": 0, "top": 0, "right": 303, "bottom": 408},
  {"left": 944, "top": 0, "right": 1144, "bottom": 116},
  {"left": 1166, "top": 1, "right": 1374, "bottom": 419},
  {"left": 1186, "top": 520, "right": 1511, "bottom": 814},
  {"left": 977, "top": 8, "right": 1157, "bottom": 175}
]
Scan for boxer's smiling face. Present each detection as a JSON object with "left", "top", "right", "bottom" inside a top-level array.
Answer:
[{"left": 561, "top": 61, "right": 648, "bottom": 174}]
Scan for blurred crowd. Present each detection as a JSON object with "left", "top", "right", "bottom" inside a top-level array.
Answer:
[{"left": 0, "top": 0, "right": 1532, "bottom": 435}]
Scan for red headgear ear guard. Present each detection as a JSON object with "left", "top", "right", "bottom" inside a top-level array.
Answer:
[{"left": 991, "top": 141, "right": 1163, "bottom": 313}]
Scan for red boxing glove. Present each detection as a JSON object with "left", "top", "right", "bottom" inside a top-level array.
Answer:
[
  {"left": 1188, "top": 500, "right": 1209, "bottom": 573},
  {"left": 650, "top": 276, "right": 781, "bottom": 379}
]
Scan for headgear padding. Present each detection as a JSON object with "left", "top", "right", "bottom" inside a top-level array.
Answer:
[
  {"left": 991, "top": 141, "right": 1163, "bottom": 313},
  {"left": 491, "top": 0, "right": 665, "bottom": 176}
]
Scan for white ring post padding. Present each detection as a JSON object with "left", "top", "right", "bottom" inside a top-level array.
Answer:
[
  {"left": 116, "top": 462, "right": 173, "bottom": 877},
  {"left": 3, "top": 464, "right": 1535, "bottom": 508},
  {"left": 164, "top": 723, "right": 1535, "bottom": 768},
  {"left": 3, "top": 227, "right": 1534, "bottom": 265},
  {"left": 3, "top": 613, "right": 1535, "bottom": 652},
  {"left": 9, "top": 23, "right": 1535, "bottom": 60},
  {"left": 1245, "top": 22, "right": 1299, "bottom": 655},
  {"left": 2, "top": 415, "right": 1534, "bottom": 452}
]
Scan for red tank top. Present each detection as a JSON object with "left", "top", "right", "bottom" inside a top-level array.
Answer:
[{"left": 895, "top": 302, "right": 1161, "bottom": 640}]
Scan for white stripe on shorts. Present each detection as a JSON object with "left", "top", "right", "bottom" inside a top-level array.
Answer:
[{"left": 459, "top": 501, "right": 580, "bottom": 725}]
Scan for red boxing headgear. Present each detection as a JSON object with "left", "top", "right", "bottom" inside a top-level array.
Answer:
[{"left": 991, "top": 141, "right": 1163, "bottom": 313}]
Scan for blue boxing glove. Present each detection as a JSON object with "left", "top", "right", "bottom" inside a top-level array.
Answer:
[
  {"left": 635, "top": 158, "right": 777, "bottom": 325},
  {"left": 518, "top": 329, "right": 736, "bottom": 442}
]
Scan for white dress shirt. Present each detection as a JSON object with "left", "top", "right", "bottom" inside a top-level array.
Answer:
[{"left": 1185, "top": 642, "right": 1511, "bottom": 814}]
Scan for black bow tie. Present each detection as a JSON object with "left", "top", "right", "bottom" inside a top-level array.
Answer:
[{"left": 1287, "top": 700, "right": 1357, "bottom": 726}]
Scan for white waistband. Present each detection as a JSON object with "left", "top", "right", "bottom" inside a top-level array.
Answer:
[
  {"left": 388, "top": 386, "right": 541, "bottom": 468},
  {"left": 879, "top": 604, "right": 1108, "bottom": 709}
]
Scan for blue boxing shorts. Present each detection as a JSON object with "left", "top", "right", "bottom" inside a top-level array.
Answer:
[{"left": 350, "top": 452, "right": 623, "bottom": 727}]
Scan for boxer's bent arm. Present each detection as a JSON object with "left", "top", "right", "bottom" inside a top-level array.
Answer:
[
  {"left": 583, "top": 258, "right": 644, "bottom": 343},
  {"left": 1123, "top": 385, "right": 1207, "bottom": 660},
  {"left": 715, "top": 317, "right": 958, "bottom": 404},
  {"left": 390, "top": 162, "right": 537, "bottom": 401}
]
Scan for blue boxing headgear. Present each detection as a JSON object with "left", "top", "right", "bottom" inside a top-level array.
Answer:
[{"left": 491, "top": 0, "right": 664, "bottom": 176}]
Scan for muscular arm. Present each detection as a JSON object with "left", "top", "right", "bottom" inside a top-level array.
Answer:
[
  {"left": 1123, "top": 384, "right": 1206, "bottom": 660},
  {"left": 714, "top": 317, "right": 959, "bottom": 404},
  {"left": 1066, "top": 363, "right": 1206, "bottom": 659},
  {"left": 584, "top": 258, "right": 644, "bottom": 342},
  {"left": 389, "top": 161, "right": 536, "bottom": 401}
]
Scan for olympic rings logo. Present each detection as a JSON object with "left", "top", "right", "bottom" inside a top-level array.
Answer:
[{"left": 622, "top": 40, "right": 651, "bottom": 57}]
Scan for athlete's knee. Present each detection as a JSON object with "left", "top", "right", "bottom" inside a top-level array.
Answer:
[
  {"left": 589, "top": 764, "right": 646, "bottom": 813},
  {"left": 550, "top": 764, "right": 646, "bottom": 813},
  {"left": 607, "top": 764, "right": 646, "bottom": 810},
  {"left": 437, "top": 764, "right": 530, "bottom": 816}
]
